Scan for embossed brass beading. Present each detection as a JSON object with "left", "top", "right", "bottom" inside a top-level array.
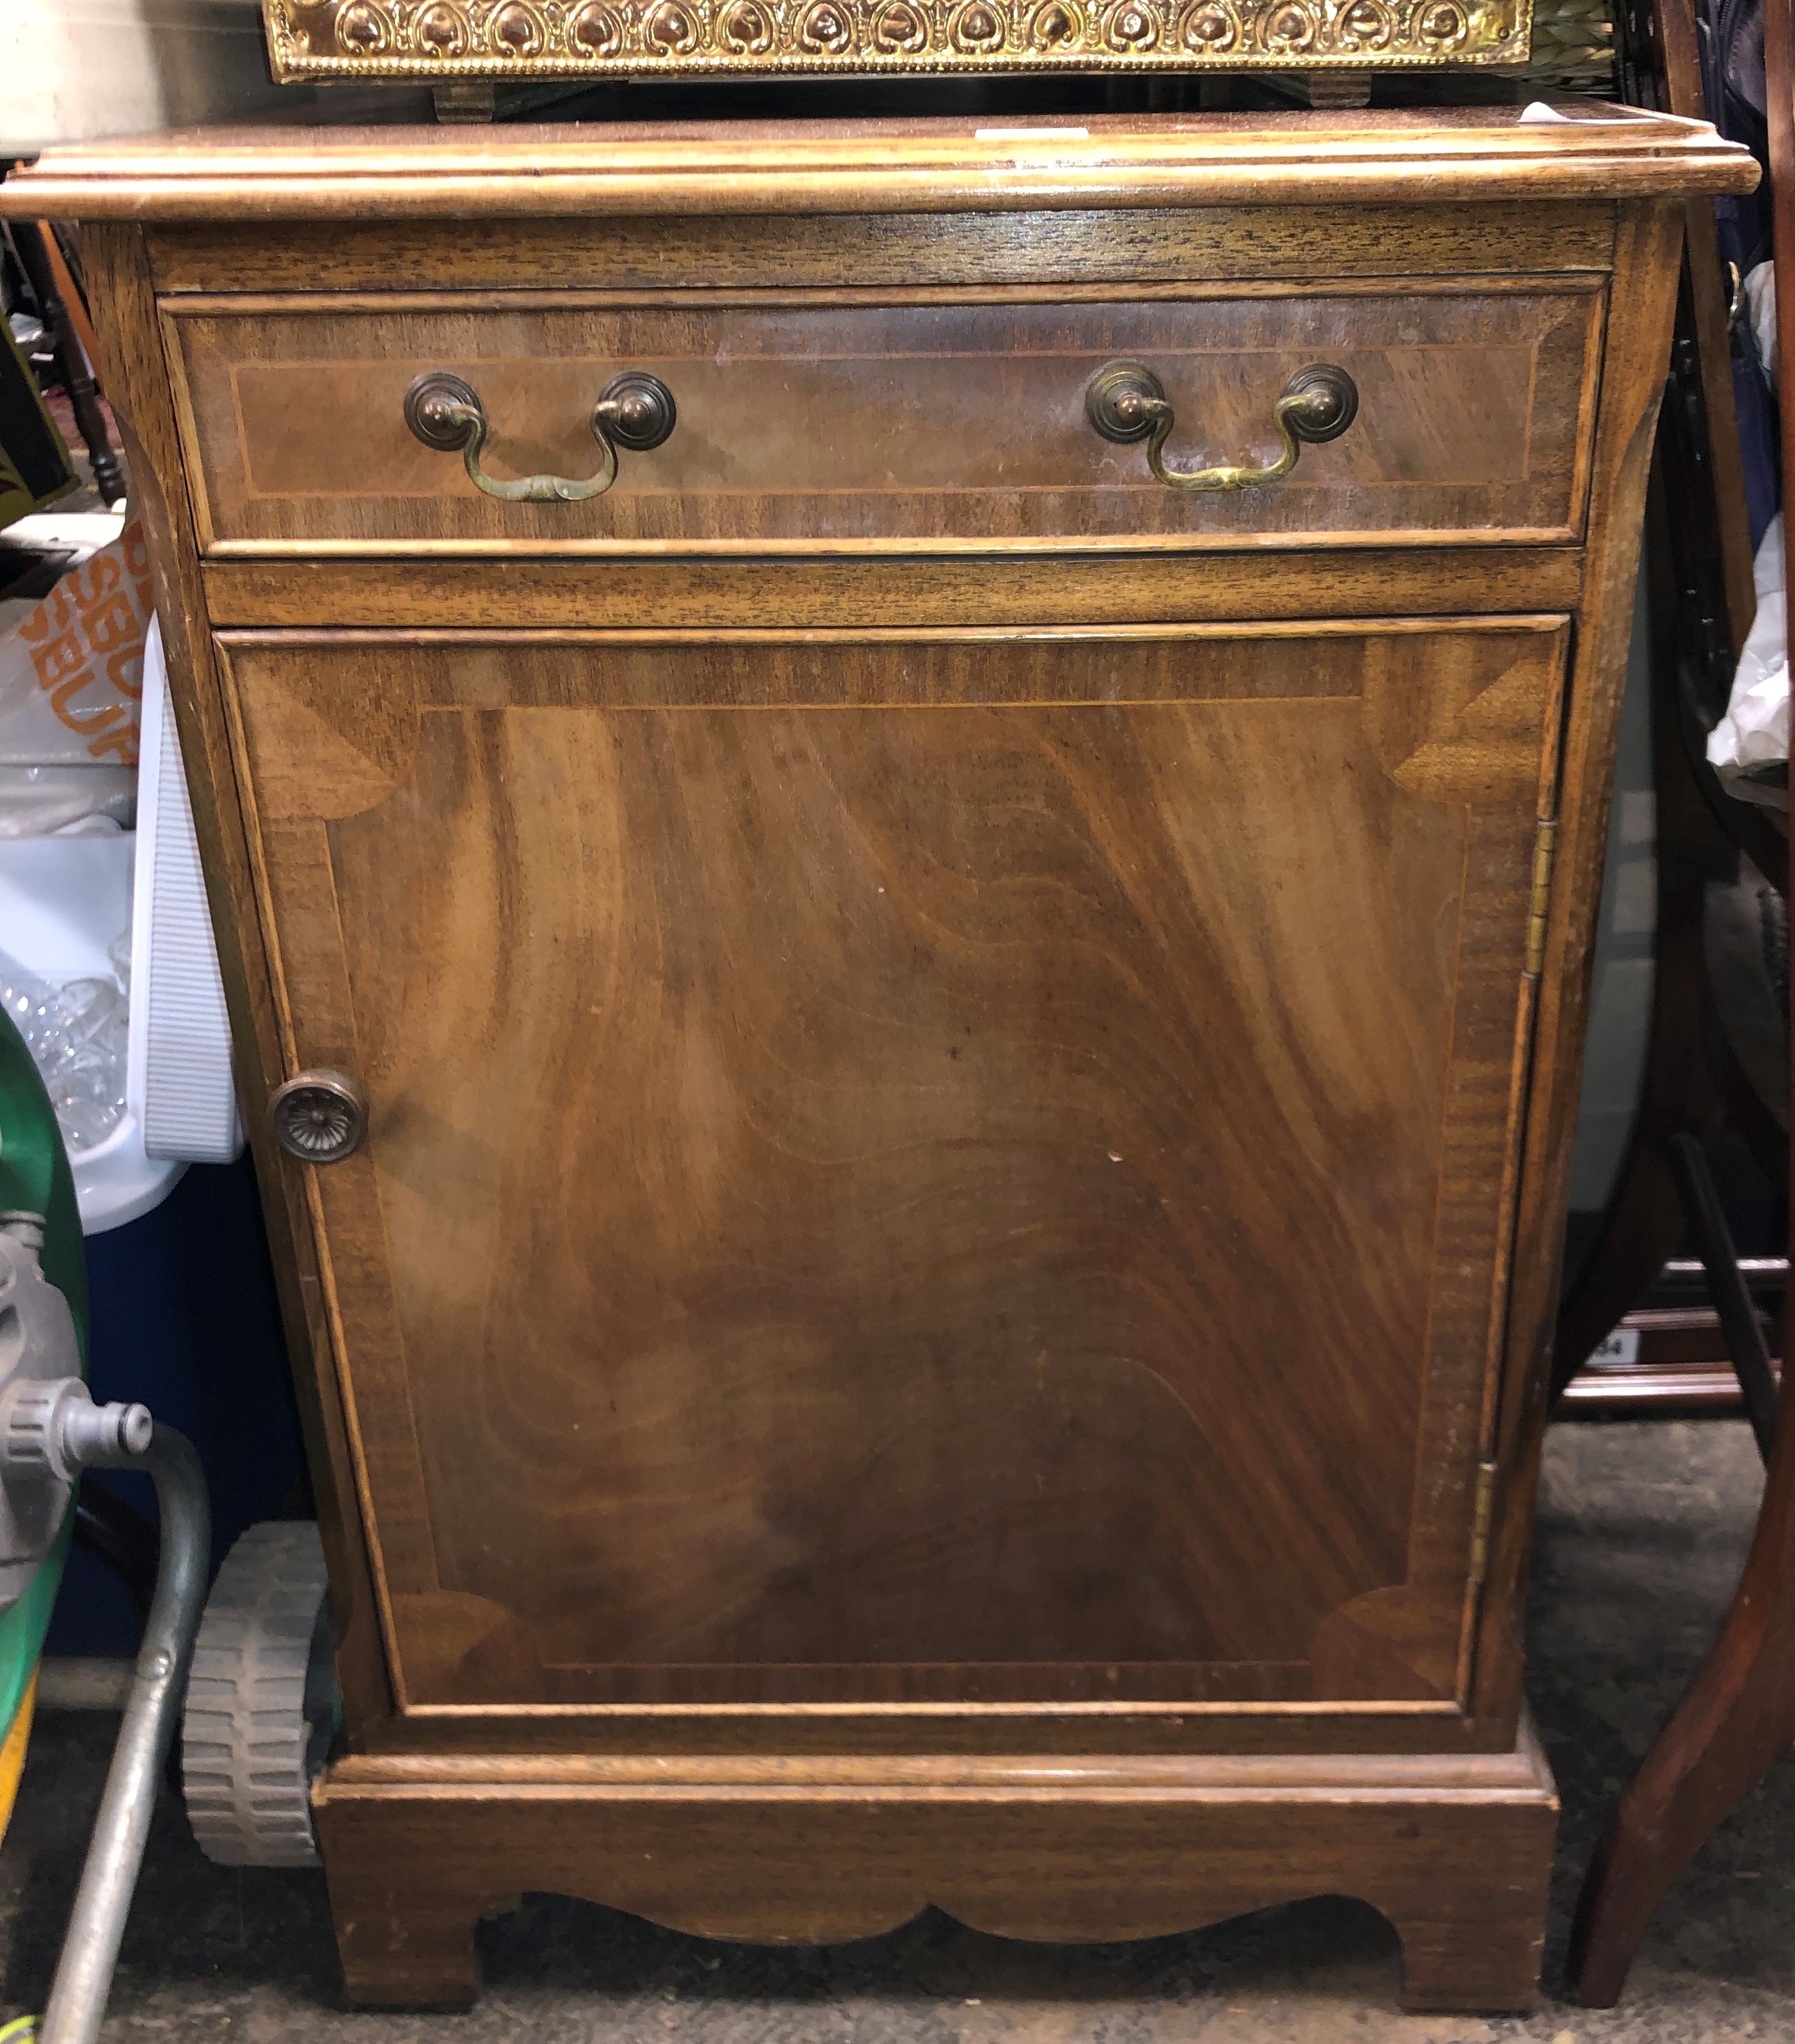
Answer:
[{"left": 262, "top": 0, "right": 1531, "bottom": 79}]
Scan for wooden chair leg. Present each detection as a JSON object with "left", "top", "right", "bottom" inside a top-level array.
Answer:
[
  {"left": 1569, "top": 1375, "right": 1795, "bottom": 2004},
  {"left": 1667, "top": 1133, "right": 1781, "bottom": 1459},
  {"left": 8, "top": 221, "right": 127, "bottom": 506},
  {"left": 1571, "top": 0, "right": 1795, "bottom": 2003},
  {"left": 1550, "top": 472, "right": 1720, "bottom": 1401}
]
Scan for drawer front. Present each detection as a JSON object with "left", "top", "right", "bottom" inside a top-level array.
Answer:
[
  {"left": 170, "top": 286, "right": 1602, "bottom": 556},
  {"left": 222, "top": 617, "right": 1565, "bottom": 1717}
]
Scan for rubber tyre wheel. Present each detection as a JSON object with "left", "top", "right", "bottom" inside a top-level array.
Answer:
[{"left": 182, "top": 1521, "right": 333, "bottom": 1868}]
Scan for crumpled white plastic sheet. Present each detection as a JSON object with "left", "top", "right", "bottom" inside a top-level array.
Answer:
[
  {"left": 0, "top": 520, "right": 148, "bottom": 834},
  {"left": 1708, "top": 511, "right": 1790, "bottom": 807},
  {"left": 1707, "top": 259, "right": 1787, "bottom": 809},
  {"left": 0, "top": 935, "right": 130, "bottom": 1152},
  {"left": 1746, "top": 258, "right": 1778, "bottom": 388}
]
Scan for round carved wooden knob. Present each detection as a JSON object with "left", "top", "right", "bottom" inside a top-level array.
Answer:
[{"left": 270, "top": 1073, "right": 368, "bottom": 1165}]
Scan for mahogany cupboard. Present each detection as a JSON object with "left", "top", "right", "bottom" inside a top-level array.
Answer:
[{"left": 0, "top": 106, "right": 1755, "bottom": 2013}]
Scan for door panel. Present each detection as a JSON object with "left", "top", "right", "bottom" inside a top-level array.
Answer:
[{"left": 219, "top": 622, "right": 1564, "bottom": 1713}]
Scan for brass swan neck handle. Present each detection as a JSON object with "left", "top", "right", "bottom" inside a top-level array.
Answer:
[
  {"left": 1085, "top": 361, "right": 1358, "bottom": 493},
  {"left": 403, "top": 370, "right": 677, "bottom": 504}
]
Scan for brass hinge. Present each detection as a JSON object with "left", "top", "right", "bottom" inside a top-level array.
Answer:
[
  {"left": 1524, "top": 818, "right": 1558, "bottom": 978},
  {"left": 1467, "top": 1460, "right": 1500, "bottom": 1590}
]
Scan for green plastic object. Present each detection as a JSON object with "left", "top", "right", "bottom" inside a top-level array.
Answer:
[{"left": 0, "top": 1001, "right": 87, "bottom": 1750}]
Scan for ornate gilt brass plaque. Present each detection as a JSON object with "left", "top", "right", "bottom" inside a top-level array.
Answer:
[{"left": 262, "top": 0, "right": 1532, "bottom": 80}]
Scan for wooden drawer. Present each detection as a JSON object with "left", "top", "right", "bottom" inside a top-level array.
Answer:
[{"left": 168, "top": 284, "right": 1603, "bottom": 557}]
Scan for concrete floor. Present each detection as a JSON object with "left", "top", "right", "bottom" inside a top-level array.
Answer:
[{"left": 1, "top": 1418, "right": 1788, "bottom": 2042}]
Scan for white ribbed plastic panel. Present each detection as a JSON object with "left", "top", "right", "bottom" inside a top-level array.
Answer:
[{"left": 127, "top": 617, "right": 241, "bottom": 1166}]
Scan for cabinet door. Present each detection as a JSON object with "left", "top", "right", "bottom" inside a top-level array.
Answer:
[{"left": 221, "top": 620, "right": 1563, "bottom": 1717}]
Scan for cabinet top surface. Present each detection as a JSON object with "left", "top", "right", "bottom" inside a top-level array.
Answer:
[{"left": 0, "top": 103, "right": 1756, "bottom": 219}]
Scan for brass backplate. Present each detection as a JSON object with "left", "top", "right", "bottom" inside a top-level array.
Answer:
[{"left": 262, "top": 0, "right": 1533, "bottom": 82}]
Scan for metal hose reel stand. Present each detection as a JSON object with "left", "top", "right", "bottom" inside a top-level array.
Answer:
[{"left": 0, "top": 1211, "right": 209, "bottom": 2044}]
